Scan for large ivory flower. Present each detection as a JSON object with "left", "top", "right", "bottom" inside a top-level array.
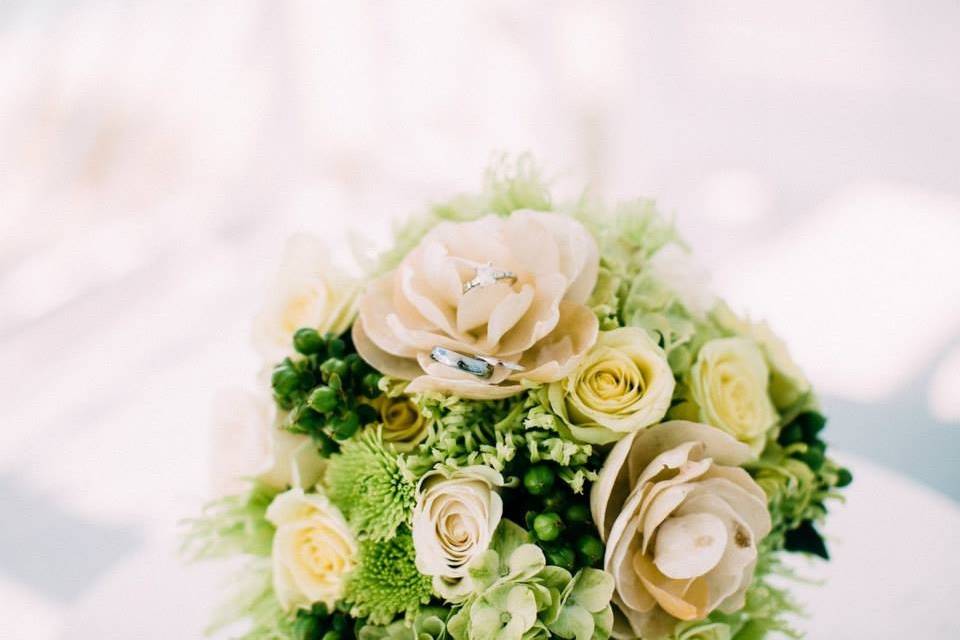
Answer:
[
  {"left": 411, "top": 466, "right": 505, "bottom": 598},
  {"left": 590, "top": 421, "right": 771, "bottom": 639},
  {"left": 549, "top": 327, "right": 675, "bottom": 444},
  {"left": 353, "top": 211, "right": 600, "bottom": 399},
  {"left": 266, "top": 488, "right": 358, "bottom": 612},
  {"left": 254, "top": 234, "right": 359, "bottom": 362},
  {"left": 209, "top": 390, "right": 324, "bottom": 495},
  {"left": 689, "top": 338, "right": 778, "bottom": 454}
]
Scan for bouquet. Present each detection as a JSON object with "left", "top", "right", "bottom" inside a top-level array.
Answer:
[{"left": 184, "top": 158, "right": 852, "bottom": 640}]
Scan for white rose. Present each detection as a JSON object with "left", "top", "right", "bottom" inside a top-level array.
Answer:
[
  {"left": 689, "top": 338, "right": 777, "bottom": 454},
  {"left": 353, "top": 211, "right": 600, "bottom": 399},
  {"left": 266, "top": 488, "right": 358, "bottom": 612},
  {"left": 710, "top": 302, "right": 811, "bottom": 410},
  {"left": 549, "top": 327, "right": 676, "bottom": 444},
  {"left": 209, "top": 389, "right": 324, "bottom": 495},
  {"left": 591, "top": 421, "right": 771, "bottom": 639},
  {"left": 411, "top": 466, "right": 505, "bottom": 599},
  {"left": 253, "top": 234, "right": 359, "bottom": 363}
]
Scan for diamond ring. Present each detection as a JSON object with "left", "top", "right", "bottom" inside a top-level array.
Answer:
[{"left": 462, "top": 262, "right": 517, "bottom": 295}]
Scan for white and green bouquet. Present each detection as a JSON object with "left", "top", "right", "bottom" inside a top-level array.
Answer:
[{"left": 184, "top": 159, "right": 851, "bottom": 640}]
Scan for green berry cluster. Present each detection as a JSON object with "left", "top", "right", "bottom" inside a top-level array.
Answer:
[
  {"left": 292, "top": 603, "right": 357, "bottom": 640},
  {"left": 506, "top": 463, "right": 604, "bottom": 572},
  {"left": 271, "top": 328, "right": 382, "bottom": 453}
]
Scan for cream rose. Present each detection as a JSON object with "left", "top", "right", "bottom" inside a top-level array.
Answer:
[
  {"left": 266, "top": 488, "right": 358, "bottom": 612},
  {"left": 411, "top": 466, "right": 505, "bottom": 599},
  {"left": 353, "top": 211, "right": 600, "bottom": 399},
  {"left": 209, "top": 390, "right": 324, "bottom": 495},
  {"left": 689, "top": 338, "right": 777, "bottom": 454},
  {"left": 254, "top": 234, "right": 359, "bottom": 363},
  {"left": 374, "top": 394, "right": 428, "bottom": 452},
  {"left": 549, "top": 327, "right": 675, "bottom": 444},
  {"left": 591, "top": 421, "right": 771, "bottom": 639},
  {"left": 711, "top": 302, "right": 811, "bottom": 410}
]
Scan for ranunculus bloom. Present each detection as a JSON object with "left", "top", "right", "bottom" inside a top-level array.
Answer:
[
  {"left": 689, "top": 338, "right": 778, "bottom": 454},
  {"left": 353, "top": 211, "right": 600, "bottom": 399},
  {"left": 374, "top": 394, "right": 428, "bottom": 452},
  {"left": 591, "top": 421, "right": 771, "bottom": 639},
  {"left": 411, "top": 466, "right": 505, "bottom": 599},
  {"left": 209, "top": 390, "right": 324, "bottom": 495},
  {"left": 549, "top": 327, "right": 675, "bottom": 444},
  {"left": 253, "top": 234, "right": 359, "bottom": 363},
  {"left": 267, "top": 488, "right": 358, "bottom": 612}
]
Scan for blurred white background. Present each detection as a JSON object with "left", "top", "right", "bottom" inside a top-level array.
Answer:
[{"left": 1, "top": 1, "right": 959, "bottom": 638}]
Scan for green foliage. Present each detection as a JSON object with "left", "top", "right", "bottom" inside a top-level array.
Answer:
[
  {"left": 484, "top": 153, "right": 552, "bottom": 214},
  {"left": 180, "top": 482, "right": 279, "bottom": 560},
  {"left": 345, "top": 529, "right": 433, "bottom": 625},
  {"left": 204, "top": 558, "right": 299, "bottom": 640},
  {"left": 325, "top": 430, "right": 417, "bottom": 541}
]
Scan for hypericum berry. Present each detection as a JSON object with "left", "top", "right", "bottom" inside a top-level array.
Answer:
[
  {"left": 362, "top": 372, "right": 382, "bottom": 397},
  {"left": 542, "top": 488, "right": 568, "bottom": 512},
  {"left": 331, "top": 412, "right": 360, "bottom": 440},
  {"left": 575, "top": 534, "right": 604, "bottom": 566},
  {"left": 293, "top": 327, "right": 326, "bottom": 355},
  {"left": 533, "top": 512, "right": 564, "bottom": 542},
  {"left": 295, "top": 408, "right": 326, "bottom": 431},
  {"left": 778, "top": 422, "right": 804, "bottom": 446},
  {"left": 271, "top": 365, "right": 301, "bottom": 396},
  {"left": 564, "top": 503, "right": 591, "bottom": 525},
  {"left": 327, "top": 337, "right": 347, "bottom": 358},
  {"left": 523, "top": 465, "right": 556, "bottom": 496},
  {"left": 308, "top": 386, "right": 339, "bottom": 413}
]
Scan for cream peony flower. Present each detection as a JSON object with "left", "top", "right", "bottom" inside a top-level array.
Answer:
[
  {"left": 710, "top": 302, "right": 811, "bottom": 410},
  {"left": 209, "top": 390, "right": 325, "bottom": 495},
  {"left": 353, "top": 211, "right": 600, "bottom": 399},
  {"left": 549, "top": 327, "right": 675, "bottom": 444},
  {"left": 689, "top": 338, "right": 777, "bottom": 454},
  {"left": 373, "top": 394, "right": 428, "bottom": 452},
  {"left": 590, "top": 421, "right": 771, "bottom": 639},
  {"left": 254, "top": 234, "right": 359, "bottom": 363},
  {"left": 266, "top": 488, "right": 358, "bottom": 612},
  {"left": 411, "top": 465, "right": 505, "bottom": 599}
]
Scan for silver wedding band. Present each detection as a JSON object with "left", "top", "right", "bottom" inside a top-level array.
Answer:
[{"left": 430, "top": 347, "right": 493, "bottom": 379}]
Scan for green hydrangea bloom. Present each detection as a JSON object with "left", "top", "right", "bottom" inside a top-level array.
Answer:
[
  {"left": 357, "top": 607, "right": 449, "bottom": 640},
  {"left": 325, "top": 429, "right": 417, "bottom": 541},
  {"left": 446, "top": 521, "right": 614, "bottom": 640},
  {"left": 345, "top": 529, "right": 433, "bottom": 625}
]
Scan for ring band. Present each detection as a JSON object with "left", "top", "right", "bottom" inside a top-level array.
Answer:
[
  {"left": 477, "top": 355, "right": 525, "bottom": 372},
  {"left": 462, "top": 262, "right": 517, "bottom": 295},
  {"left": 430, "top": 347, "right": 493, "bottom": 379}
]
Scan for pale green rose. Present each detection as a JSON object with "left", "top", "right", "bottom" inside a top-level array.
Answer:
[
  {"left": 711, "top": 302, "right": 811, "bottom": 411},
  {"left": 689, "top": 337, "right": 777, "bottom": 454},
  {"left": 549, "top": 327, "right": 675, "bottom": 445}
]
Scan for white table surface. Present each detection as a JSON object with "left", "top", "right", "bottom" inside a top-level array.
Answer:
[{"left": 57, "top": 451, "right": 960, "bottom": 639}]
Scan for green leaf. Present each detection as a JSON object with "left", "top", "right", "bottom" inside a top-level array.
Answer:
[{"left": 783, "top": 519, "right": 829, "bottom": 559}]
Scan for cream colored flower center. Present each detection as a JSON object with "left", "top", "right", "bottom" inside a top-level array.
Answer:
[
  {"left": 710, "top": 362, "right": 762, "bottom": 434},
  {"left": 294, "top": 521, "right": 352, "bottom": 579},
  {"left": 577, "top": 349, "right": 650, "bottom": 414},
  {"left": 653, "top": 513, "right": 728, "bottom": 579}
]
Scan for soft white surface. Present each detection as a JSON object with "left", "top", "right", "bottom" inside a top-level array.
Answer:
[{"left": 57, "top": 452, "right": 960, "bottom": 639}]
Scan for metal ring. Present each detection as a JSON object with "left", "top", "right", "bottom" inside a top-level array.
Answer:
[
  {"left": 476, "top": 355, "right": 525, "bottom": 372},
  {"left": 430, "top": 346, "right": 494, "bottom": 379},
  {"left": 462, "top": 262, "right": 518, "bottom": 295}
]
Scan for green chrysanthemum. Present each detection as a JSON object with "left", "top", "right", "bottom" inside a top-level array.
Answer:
[
  {"left": 345, "top": 529, "right": 433, "bottom": 625},
  {"left": 325, "top": 429, "right": 417, "bottom": 541}
]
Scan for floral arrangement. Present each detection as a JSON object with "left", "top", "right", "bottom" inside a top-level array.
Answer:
[{"left": 184, "top": 158, "right": 852, "bottom": 640}]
